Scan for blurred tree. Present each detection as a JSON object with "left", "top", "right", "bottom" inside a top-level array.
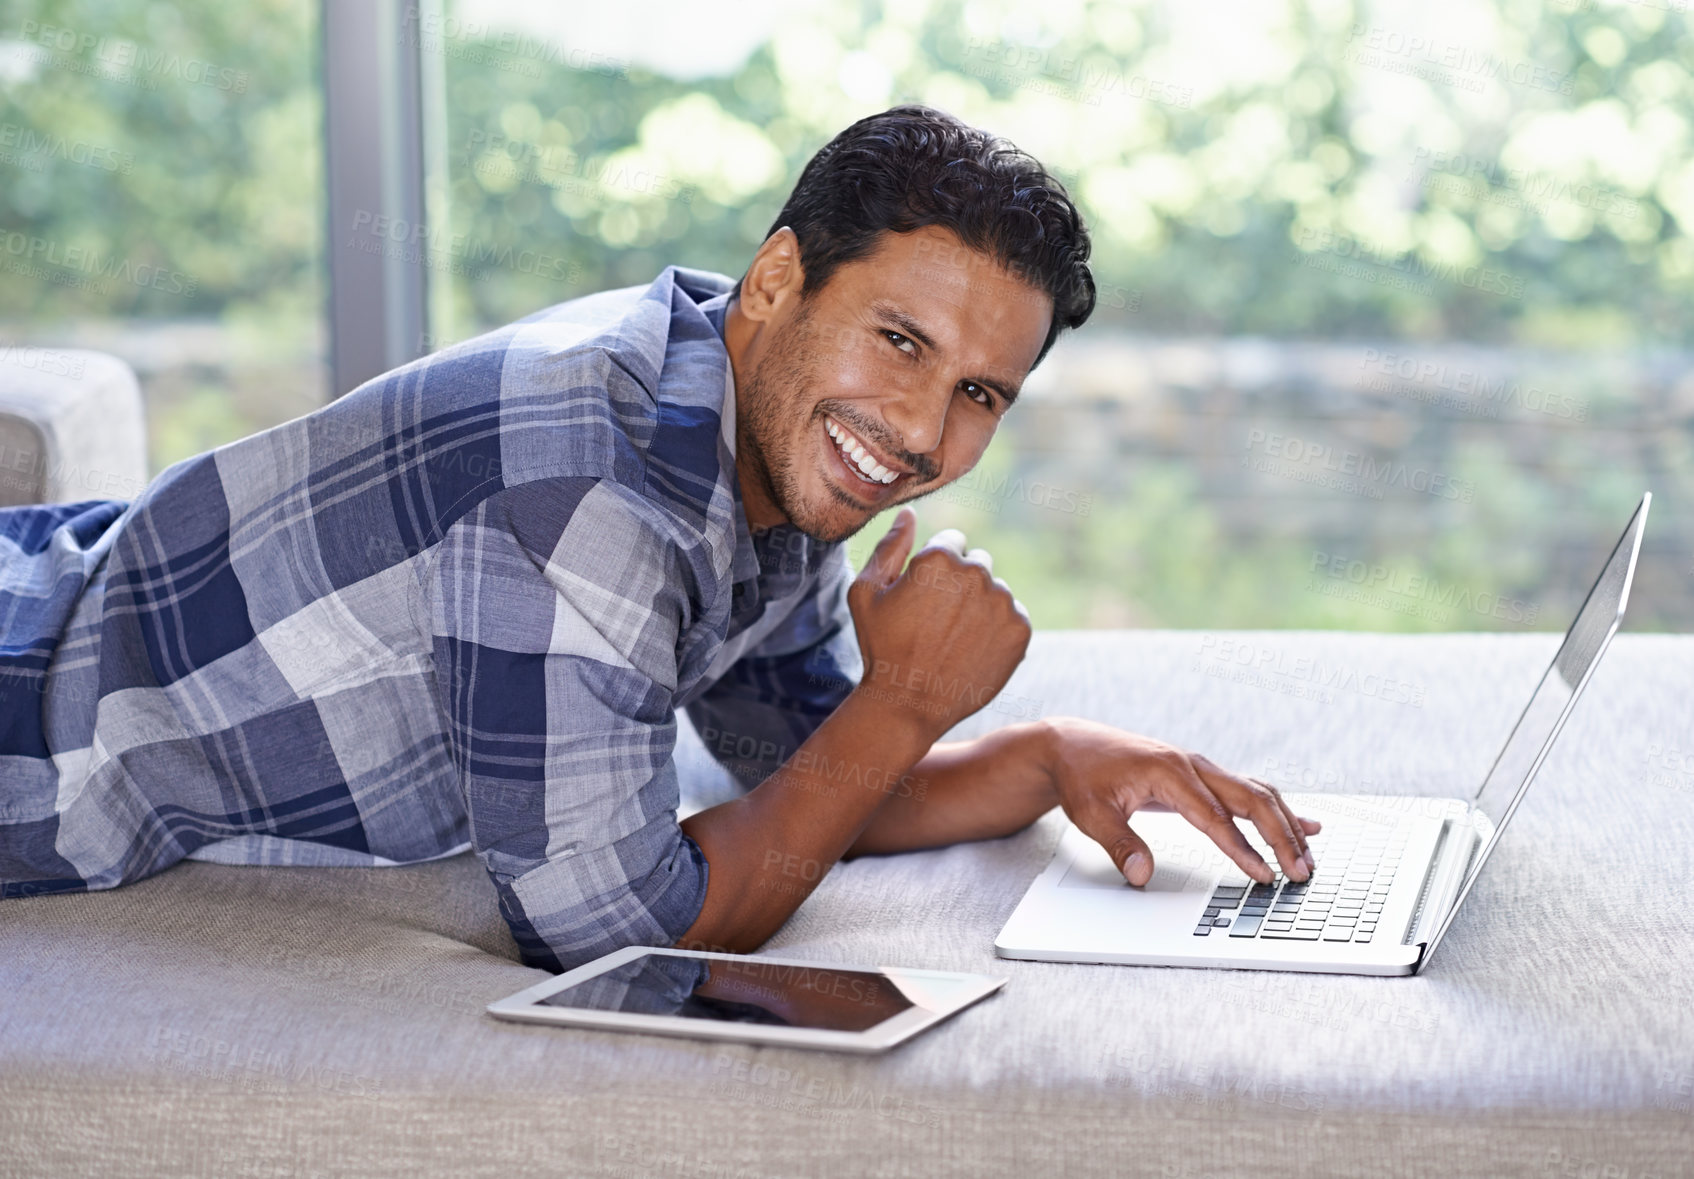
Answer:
[{"left": 2, "top": 0, "right": 1687, "bottom": 630}]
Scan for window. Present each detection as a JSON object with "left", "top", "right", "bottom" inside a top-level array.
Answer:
[
  {"left": 9, "top": 0, "right": 1688, "bottom": 632},
  {"left": 424, "top": 0, "right": 1693, "bottom": 632},
  {"left": 0, "top": 1, "right": 326, "bottom": 471}
]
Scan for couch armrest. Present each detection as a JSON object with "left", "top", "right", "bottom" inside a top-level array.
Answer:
[{"left": 0, "top": 347, "right": 147, "bottom": 507}]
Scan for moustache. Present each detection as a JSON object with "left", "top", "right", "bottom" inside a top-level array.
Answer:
[{"left": 819, "top": 408, "right": 939, "bottom": 484}]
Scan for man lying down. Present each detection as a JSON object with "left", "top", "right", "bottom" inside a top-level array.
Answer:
[{"left": 0, "top": 105, "right": 1319, "bottom": 971}]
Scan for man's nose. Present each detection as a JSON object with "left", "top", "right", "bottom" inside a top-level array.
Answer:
[{"left": 879, "top": 385, "right": 950, "bottom": 457}]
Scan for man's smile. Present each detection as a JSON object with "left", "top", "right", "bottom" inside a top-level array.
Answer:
[{"left": 820, "top": 412, "right": 912, "bottom": 502}]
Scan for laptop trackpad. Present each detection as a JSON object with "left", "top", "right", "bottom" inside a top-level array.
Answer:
[{"left": 1057, "top": 844, "right": 1209, "bottom": 892}]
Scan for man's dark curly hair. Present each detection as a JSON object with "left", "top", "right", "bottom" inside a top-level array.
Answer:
[{"left": 746, "top": 104, "right": 1095, "bottom": 370}]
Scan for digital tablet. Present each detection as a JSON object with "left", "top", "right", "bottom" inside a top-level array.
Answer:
[{"left": 486, "top": 946, "right": 1008, "bottom": 1053}]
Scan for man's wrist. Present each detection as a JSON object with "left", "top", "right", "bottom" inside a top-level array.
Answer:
[
  {"left": 843, "top": 679, "right": 948, "bottom": 751},
  {"left": 1005, "top": 716, "right": 1063, "bottom": 810}
]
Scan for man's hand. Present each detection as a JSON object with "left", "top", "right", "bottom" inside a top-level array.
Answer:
[
  {"left": 846, "top": 506, "right": 1031, "bottom": 744},
  {"left": 1044, "top": 717, "right": 1320, "bottom": 886},
  {"left": 676, "top": 508, "right": 1032, "bottom": 954}
]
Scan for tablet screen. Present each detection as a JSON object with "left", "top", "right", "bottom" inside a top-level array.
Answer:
[{"left": 536, "top": 951, "right": 917, "bottom": 1032}]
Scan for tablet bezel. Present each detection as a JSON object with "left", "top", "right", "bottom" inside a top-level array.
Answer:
[{"left": 486, "top": 946, "right": 1007, "bottom": 1053}]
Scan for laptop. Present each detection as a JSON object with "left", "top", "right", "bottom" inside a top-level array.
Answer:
[{"left": 995, "top": 493, "right": 1651, "bottom": 976}]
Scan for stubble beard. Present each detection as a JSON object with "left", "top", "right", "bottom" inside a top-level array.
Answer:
[{"left": 736, "top": 300, "right": 881, "bottom": 546}]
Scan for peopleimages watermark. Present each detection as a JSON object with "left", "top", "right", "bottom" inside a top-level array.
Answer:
[
  {"left": 0, "top": 122, "right": 134, "bottom": 174},
  {"left": 1345, "top": 24, "right": 1573, "bottom": 96},
  {"left": 400, "top": 6, "right": 628, "bottom": 80},
  {"left": 0, "top": 342, "right": 86, "bottom": 380},
  {"left": 1, "top": 228, "right": 199, "bottom": 297},
  {"left": 932, "top": 468, "right": 1094, "bottom": 517},
  {"left": 711, "top": 957, "right": 892, "bottom": 1008},
  {"left": 960, "top": 38, "right": 1194, "bottom": 109},
  {"left": 1213, "top": 972, "right": 1441, "bottom": 1034},
  {"left": 807, "top": 665, "right": 1043, "bottom": 724},
  {"left": 768, "top": 751, "right": 928, "bottom": 803},
  {"left": 1539, "top": 1146, "right": 1665, "bottom": 1179},
  {"left": 1292, "top": 226, "right": 1526, "bottom": 300},
  {"left": 343, "top": 210, "right": 584, "bottom": 284},
  {"left": 1256, "top": 754, "right": 1381, "bottom": 796},
  {"left": 144, "top": 1023, "right": 384, "bottom": 1099},
  {"left": 465, "top": 130, "right": 696, "bottom": 203},
  {"left": 1652, "top": 1067, "right": 1694, "bottom": 1113},
  {"left": 1643, "top": 743, "right": 1694, "bottom": 796},
  {"left": 13, "top": 20, "right": 250, "bottom": 93},
  {"left": 249, "top": 945, "right": 482, "bottom": 1014},
  {"left": 1307, "top": 550, "right": 1541, "bottom": 626},
  {"left": 1354, "top": 348, "right": 1590, "bottom": 423},
  {"left": 1290, "top": 243, "right": 1434, "bottom": 296},
  {"left": 1243, "top": 428, "right": 1475, "bottom": 503},
  {"left": 1192, "top": 634, "right": 1427, "bottom": 708},
  {"left": 1410, "top": 148, "right": 1641, "bottom": 221},
  {"left": 0, "top": 441, "right": 147, "bottom": 500}
]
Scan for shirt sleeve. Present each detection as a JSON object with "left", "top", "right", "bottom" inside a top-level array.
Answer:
[
  {"left": 682, "top": 540, "right": 863, "bottom": 790},
  {"left": 425, "top": 477, "right": 712, "bottom": 972}
]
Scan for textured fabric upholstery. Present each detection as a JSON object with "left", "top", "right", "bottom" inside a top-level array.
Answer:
[{"left": 3, "top": 629, "right": 1689, "bottom": 1178}]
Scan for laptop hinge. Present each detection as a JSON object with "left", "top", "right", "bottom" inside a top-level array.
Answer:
[
  {"left": 1402, "top": 819, "right": 1451, "bottom": 946},
  {"left": 1407, "top": 812, "right": 1485, "bottom": 952}
]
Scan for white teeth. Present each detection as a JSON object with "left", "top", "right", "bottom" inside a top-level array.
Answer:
[{"left": 825, "top": 416, "right": 900, "bottom": 485}]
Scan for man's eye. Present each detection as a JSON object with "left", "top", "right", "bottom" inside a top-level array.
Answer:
[
  {"left": 883, "top": 330, "right": 916, "bottom": 355},
  {"left": 962, "top": 382, "right": 992, "bottom": 407}
]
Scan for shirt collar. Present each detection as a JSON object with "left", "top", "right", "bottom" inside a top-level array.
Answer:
[{"left": 696, "top": 288, "right": 760, "bottom": 600}]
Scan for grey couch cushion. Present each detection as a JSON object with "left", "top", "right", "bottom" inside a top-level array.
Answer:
[
  {"left": 0, "top": 347, "right": 146, "bottom": 507},
  {"left": 2, "top": 630, "right": 1690, "bottom": 1178},
  {"left": 0, "top": 413, "right": 46, "bottom": 505}
]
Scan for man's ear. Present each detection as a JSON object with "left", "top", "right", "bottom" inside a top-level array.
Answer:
[{"left": 738, "top": 227, "right": 805, "bottom": 324}]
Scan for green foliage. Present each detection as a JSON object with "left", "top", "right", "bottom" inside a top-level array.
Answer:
[
  {"left": 0, "top": 0, "right": 322, "bottom": 321},
  {"left": 2, "top": 0, "right": 1687, "bottom": 629}
]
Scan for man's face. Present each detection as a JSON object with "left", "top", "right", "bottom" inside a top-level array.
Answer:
[{"left": 732, "top": 224, "right": 1053, "bottom": 544}]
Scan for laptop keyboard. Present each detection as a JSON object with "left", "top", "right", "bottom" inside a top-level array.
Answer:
[{"left": 1191, "top": 820, "right": 1410, "bottom": 944}]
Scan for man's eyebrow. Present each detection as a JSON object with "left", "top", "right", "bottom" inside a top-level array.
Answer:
[
  {"left": 870, "top": 300, "right": 937, "bottom": 350},
  {"left": 869, "top": 300, "right": 1023, "bottom": 408}
]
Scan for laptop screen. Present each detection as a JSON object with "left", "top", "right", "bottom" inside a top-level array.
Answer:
[
  {"left": 1468, "top": 494, "right": 1649, "bottom": 836},
  {"left": 1420, "top": 494, "right": 1649, "bottom": 968}
]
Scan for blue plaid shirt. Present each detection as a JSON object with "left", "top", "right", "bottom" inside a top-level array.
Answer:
[{"left": 0, "top": 265, "right": 862, "bottom": 971}]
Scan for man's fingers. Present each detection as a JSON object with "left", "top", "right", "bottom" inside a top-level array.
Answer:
[
  {"left": 1251, "top": 777, "right": 1322, "bottom": 867},
  {"left": 997, "top": 577, "right": 1030, "bottom": 624},
  {"left": 1149, "top": 760, "right": 1276, "bottom": 885},
  {"left": 857, "top": 507, "right": 916, "bottom": 590},
  {"left": 963, "top": 546, "right": 993, "bottom": 573},
  {"left": 1195, "top": 758, "right": 1309, "bottom": 881},
  {"left": 917, "top": 527, "right": 967, "bottom": 559},
  {"left": 1069, "top": 801, "right": 1156, "bottom": 886}
]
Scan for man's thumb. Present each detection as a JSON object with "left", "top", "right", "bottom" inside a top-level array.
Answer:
[
  {"left": 1071, "top": 803, "right": 1156, "bottom": 887},
  {"left": 858, "top": 506, "right": 916, "bottom": 590}
]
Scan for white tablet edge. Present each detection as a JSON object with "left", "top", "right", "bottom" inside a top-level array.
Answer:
[{"left": 486, "top": 946, "right": 1008, "bottom": 1054}]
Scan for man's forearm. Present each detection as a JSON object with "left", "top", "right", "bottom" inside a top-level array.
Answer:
[
  {"left": 676, "top": 687, "right": 939, "bottom": 953},
  {"left": 844, "top": 719, "right": 1056, "bottom": 856}
]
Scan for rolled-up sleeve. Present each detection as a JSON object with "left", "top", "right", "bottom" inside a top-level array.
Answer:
[
  {"left": 426, "top": 477, "right": 711, "bottom": 972},
  {"left": 683, "top": 541, "right": 863, "bottom": 789}
]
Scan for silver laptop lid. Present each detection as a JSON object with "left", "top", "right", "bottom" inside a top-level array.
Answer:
[{"left": 1419, "top": 493, "right": 1650, "bottom": 970}]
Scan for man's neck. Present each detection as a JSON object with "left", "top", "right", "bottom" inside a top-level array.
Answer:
[{"left": 724, "top": 296, "right": 788, "bottom": 533}]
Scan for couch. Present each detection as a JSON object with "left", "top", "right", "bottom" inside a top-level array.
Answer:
[{"left": 4, "top": 623, "right": 1691, "bottom": 1178}]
